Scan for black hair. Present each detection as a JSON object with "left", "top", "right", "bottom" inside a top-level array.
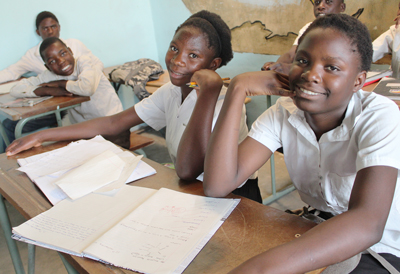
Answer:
[
  {"left": 298, "top": 14, "right": 372, "bottom": 72},
  {"left": 36, "top": 11, "right": 59, "bottom": 30},
  {"left": 39, "top": 37, "right": 67, "bottom": 61},
  {"left": 175, "top": 10, "right": 233, "bottom": 67}
]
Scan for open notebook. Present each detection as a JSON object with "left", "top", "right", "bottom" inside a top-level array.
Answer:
[
  {"left": 12, "top": 185, "right": 240, "bottom": 274},
  {"left": 17, "top": 135, "right": 156, "bottom": 205}
]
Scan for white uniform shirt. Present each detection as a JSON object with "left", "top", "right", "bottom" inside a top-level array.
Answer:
[
  {"left": 135, "top": 82, "right": 253, "bottom": 181},
  {"left": 249, "top": 90, "right": 400, "bottom": 256},
  {"left": 10, "top": 55, "right": 122, "bottom": 124},
  {"left": 0, "top": 38, "right": 103, "bottom": 84},
  {"left": 293, "top": 22, "right": 312, "bottom": 46},
  {"left": 372, "top": 25, "right": 400, "bottom": 78}
]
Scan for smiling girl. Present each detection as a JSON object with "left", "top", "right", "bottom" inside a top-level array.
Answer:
[{"left": 204, "top": 14, "right": 400, "bottom": 273}]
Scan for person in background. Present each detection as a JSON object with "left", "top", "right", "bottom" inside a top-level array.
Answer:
[
  {"left": 0, "top": 11, "right": 103, "bottom": 84},
  {"left": 372, "top": 1, "right": 400, "bottom": 78},
  {"left": 261, "top": 0, "right": 346, "bottom": 74},
  {"left": 5, "top": 37, "right": 125, "bottom": 147}
]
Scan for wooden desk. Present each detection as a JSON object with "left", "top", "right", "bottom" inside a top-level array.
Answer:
[
  {"left": 0, "top": 142, "right": 323, "bottom": 274},
  {"left": 0, "top": 93, "right": 90, "bottom": 144}
]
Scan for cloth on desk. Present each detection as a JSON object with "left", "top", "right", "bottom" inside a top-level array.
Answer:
[{"left": 108, "top": 58, "right": 164, "bottom": 100}]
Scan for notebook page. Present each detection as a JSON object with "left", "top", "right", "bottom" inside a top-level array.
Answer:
[
  {"left": 12, "top": 186, "right": 157, "bottom": 254},
  {"left": 84, "top": 188, "right": 239, "bottom": 274}
]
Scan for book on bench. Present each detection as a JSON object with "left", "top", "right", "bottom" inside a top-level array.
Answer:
[
  {"left": 363, "top": 69, "right": 392, "bottom": 87},
  {"left": 12, "top": 185, "right": 239, "bottom": 274},
  {"left": 372, "top": 77, "right": 400, "bottom": 100}
]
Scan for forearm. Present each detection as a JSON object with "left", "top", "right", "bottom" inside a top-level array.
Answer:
[
  {"left": 203, "top": 80, "right": 248, "bottom": 196},
  {"left": 175, "top": 92, "right": 219, "bottom": 180},
  {"left": 35, "top": 116, "right": 116, "bottom": 143},
  {"left": 230, "top": 210, "right": 383, "bottom": 274}
]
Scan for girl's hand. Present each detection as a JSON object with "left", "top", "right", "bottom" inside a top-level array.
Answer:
[
  {"left": 190, "top": 69, "right": 223, "bottom": 97},
  {"left": 6, "top": 134, "right": 43, "bottom": 156},
  {"left": 230, "top": 71, "right": 293, "bottom": 97}
]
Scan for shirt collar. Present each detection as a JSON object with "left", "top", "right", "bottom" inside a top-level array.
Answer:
[{"left": 283, "top": 91, "right": 363, "bottom": 142}]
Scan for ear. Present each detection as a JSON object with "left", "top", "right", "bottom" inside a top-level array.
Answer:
[
  {"left": 36, "top": 29, "right": 40, "bottom": 36},
  {"left": 340, "top": 2, "right": 346, "bottom": 12},
  {"left": 208, "top": 57, "right": 222, "bottom": 71},
  {"left": 353, "top": 70, "right": 366, "bottom": 93}
]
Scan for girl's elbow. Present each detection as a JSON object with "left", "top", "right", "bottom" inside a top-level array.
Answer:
[
  {"left": 176, "top": 168, "right": 198, "bottom": 181},
  {"left": 203, "top": 183, "right": 230, "bottom": 198}
]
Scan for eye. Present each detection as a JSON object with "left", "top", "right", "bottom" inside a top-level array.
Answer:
[
  {"left": 296, "top": 58, "right": 308, "bottom": 65},
  {"left": 189, "top": 53, "right": 198, "bottom": 58},
  {"left": 326, "top": 65, "right": 339, "bottom": 72},
  {"left": 61, "top": 52, "right": 66, "bottom": 56},
  {"left": 170, "top": 45, "right": 178, "bottom": 52},
  {"left": 315, "top": 0, "right": 321, "bottom": 5},
  {"left": 49, "top": 60, "right": 55, "bottom": 64}
]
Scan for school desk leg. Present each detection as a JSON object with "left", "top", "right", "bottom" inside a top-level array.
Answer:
[
  {"left": 27, "top": 244, "right": 35, "bottom": 274},
  {"left": 58, "top": 253, "right": 79, "bottom": 274},
  {"left": 262, "top": 96, "right": 296, "bottom": 205},
  {"left": 0, "top": 121, "right": 11, "bottom": 147},
  {"left": 0, "top": 194, "right": 26, "bottom": 274}
]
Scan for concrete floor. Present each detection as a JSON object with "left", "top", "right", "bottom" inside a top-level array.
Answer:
[{"left": 0, "top": 126, "right": 306, "bottom": 274}]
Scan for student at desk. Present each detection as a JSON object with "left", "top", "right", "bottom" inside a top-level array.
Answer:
[
  {"left": 6, "top": 11, "right": 262, "bottom": 203},
  {"left": 261, "top": 0, "right": 346, "bottom": 74},
  {"left": 204, "top": 14, "right": 400, "bottom": 273},
  {"left": 5, "top": 37, "right": 125, "bottom": 147},
  {"left": 372, "top": 1, "right": 400, "bottom": 78},
  {"left": 0, "top": 11, "right": 103, "bottom": 83}
]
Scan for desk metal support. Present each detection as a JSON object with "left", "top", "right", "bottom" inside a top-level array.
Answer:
[
  {"left": 262, "top": 95, "right": 295, "bottom": 205},
  {"left": 12, "top": 104, "right": 78, "bottom": 145},
  {"left": 0, "top": 194, "right": 25, "bottom": 274}
]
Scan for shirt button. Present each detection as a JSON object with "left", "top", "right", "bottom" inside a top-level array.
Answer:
[{"left": 319, "top": 176, "right": 323, "bottom": 180}]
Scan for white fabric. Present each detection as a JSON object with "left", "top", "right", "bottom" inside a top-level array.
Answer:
[
  {"left": 0, "top": 38, "right": 103, "bottom": 84},
  {"left": 10, "top": 55, "right": 122, "bottom": 124},
  {"left": 293, "top": 22, "right": 312, "bottom": 46},
  {"left": 135, "top": 82, "right": 253, "bottom": 181},
  {"left": 249, "top": 90, "right": 400, "bottom": 257},
  {"left": 373, "top": 25, "right": 400, "bottom": 78}
]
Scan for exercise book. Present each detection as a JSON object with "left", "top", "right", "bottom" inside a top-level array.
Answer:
[{"left": 12, "top": 185, "right": 240, "bottom": 274}]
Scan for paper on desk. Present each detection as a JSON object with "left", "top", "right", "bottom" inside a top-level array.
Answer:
[
  {"left": 0, "top": 82, "right": 16, "bottom": 94},
  {"left": 54, "top": 150, "right": 125, "bottom": 200},
  {"left": 94, "top": 152, "right": 142, "bottom": 193},
  {"left": 18, "top": 136, "right": 123, "bottom": 180},
  {"left": 17, "top": 136, "right": 157, "bottom": 205}
]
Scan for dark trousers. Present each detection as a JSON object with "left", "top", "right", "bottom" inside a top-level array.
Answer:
[
  {"left": 3, "top": 113, "right": 61, "bottom": 145},
  {"left": 350, "top": 253, "right": 400, "bottom": 273},
  {"left": 232, "top": 178, "right": 262, "bottom": 203}
]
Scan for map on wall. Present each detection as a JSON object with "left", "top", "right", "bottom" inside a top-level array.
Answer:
[{"left": 183, "top": 0, "right": 398, "bottom": 55}]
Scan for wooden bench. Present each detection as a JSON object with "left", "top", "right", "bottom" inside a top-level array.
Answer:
[{"left": 129, "top": 131, "right": 154, "bottom": 151}]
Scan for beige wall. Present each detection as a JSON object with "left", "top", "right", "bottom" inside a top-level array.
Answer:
[{"left": 183, "top": 0, "right": 397, "bottom": 55}]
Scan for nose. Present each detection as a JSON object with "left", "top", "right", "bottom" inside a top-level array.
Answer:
[
  {"left": 172, "top": 52, "right": 185, "bottom": 67},
  {"left": 301, "top": 65, "right": 322, "bottom": 84},
  {"left": 316, "top": 2, "right": 326, "bottom": 10}
]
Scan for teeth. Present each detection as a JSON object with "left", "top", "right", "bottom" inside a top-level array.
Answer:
[
  {"left": 300, "top": 88, "right": 320, "bottom": 96},
  {"left": 62, "top": 65, "right": 71, "bottom": 71}
]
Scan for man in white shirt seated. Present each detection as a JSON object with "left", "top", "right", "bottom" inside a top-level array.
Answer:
[
  {"left": 1, "top": 11, "right": 109, "bottom": 146},
  {"left": 0, "top": 11, "right": 103, "bottom": 83}
]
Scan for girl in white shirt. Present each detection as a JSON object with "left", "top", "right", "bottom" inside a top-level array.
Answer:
[{"left": 204, "top": 14, "right": 400, "bottom": 273}]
